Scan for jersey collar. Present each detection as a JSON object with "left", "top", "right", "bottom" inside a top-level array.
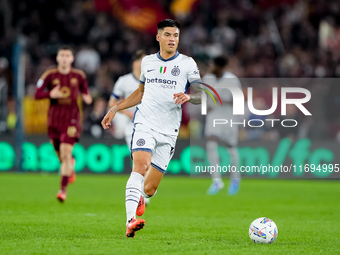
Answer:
[{"left": 156, "top": 51, "right": 179, "bottom": 62}]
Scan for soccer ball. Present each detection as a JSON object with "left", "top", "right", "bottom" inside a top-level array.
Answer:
[{"left": 249, "top": 217, "right": 278, "bottom": 244}]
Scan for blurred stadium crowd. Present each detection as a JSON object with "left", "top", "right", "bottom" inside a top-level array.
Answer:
[{"left": 1, "top": 0, "right": 340, "bottom": 140}]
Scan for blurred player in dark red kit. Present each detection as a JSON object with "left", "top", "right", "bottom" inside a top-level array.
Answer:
[{"left": 35, "top": 45, "right": 92, "bottom": 202}]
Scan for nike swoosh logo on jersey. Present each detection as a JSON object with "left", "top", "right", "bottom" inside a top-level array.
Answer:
[{"left": 147, "top": 69, "right": 155, "bottom": 72}]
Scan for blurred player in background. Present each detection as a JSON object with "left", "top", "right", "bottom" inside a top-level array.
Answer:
[
  {"left": 204, "top": 56, "right": 241, "bottom": 195},
  {"left": 35, "top": 45, "right": 92, "bottom": 202},
  {"left": 108, "top": 49, "right": 150, "bottom": 206},
  {"left": 109, "top": 49, "right": 146, "bottom": 147},
  {"left": 101, "top": 19, "right": 202, "bottom": 238}
]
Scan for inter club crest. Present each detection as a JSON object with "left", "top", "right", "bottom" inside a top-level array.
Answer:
[
  {"left": 171, "top": 66, "right": 180, "bottom": 76},
  {"left": 136, "top": 138, "right": 146, "bottom": 146}
]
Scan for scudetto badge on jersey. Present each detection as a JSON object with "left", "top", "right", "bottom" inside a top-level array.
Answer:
[{"left": 160, "top": 66, "right": 167, "bottom": 74}]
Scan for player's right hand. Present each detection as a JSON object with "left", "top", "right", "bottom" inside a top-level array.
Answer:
[
  {"left": 50, "top": 85, "right": 63, "bottom": 99},
  {"left": 101, "top": 111, "right": 115, "bottom": 129}
]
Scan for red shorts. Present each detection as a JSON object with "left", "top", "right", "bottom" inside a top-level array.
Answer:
[{"left": 48, "top": 125, "right": 79, "bottom": 151}]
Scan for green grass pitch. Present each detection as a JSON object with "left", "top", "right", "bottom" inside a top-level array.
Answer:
[{"left": 0, "top": 173, "right": 339, "bottom": 254}]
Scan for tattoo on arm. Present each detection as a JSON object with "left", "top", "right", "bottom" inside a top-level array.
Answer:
[{"left": 189, "top": 82, "right": 202, "bottom": 105}]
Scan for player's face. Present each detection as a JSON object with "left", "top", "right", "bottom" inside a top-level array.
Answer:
[
  {"left": 157, "top": 27, "right": 179, "bottom": 54},
  {"left": 56, "top": 50, "right": 74, "bottom": 68}
]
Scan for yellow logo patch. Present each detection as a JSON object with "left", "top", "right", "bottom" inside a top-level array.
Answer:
[
  {"left": 70, "top": 78, "right": 78, "bottom": 86},
  {"left": 60, "top": 86, "right": 71, "bottom": 98},
  {"left": 52, "top": 79, "right": 60, "bottom": 85},
  {"left": 67, "top": 126, "right": 77, "bottom": 137}
]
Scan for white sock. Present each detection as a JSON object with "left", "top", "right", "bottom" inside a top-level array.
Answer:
[
  {"left": 144, "top": 197, "right": 150, "bottom": 206},
  {"left": 228, "top": 147, "right": 240, "bottom": 179},
  {"left": 207, "top": 140, "right": 222, "bottom": 183},
  {"left": 140, "top": 180, "right": 150, "bottom": 198},
  {"left": 125, "top": 172, "right": 144, "bottom": 225}
]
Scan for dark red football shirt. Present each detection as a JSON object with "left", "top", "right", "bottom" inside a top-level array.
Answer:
[{"left": 35, "top": 67, "right": 89, "bottom": 129}]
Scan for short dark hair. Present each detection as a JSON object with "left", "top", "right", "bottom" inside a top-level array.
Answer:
[
  {"left": 213, "top": 56, "right": 228, "bottom": 68},
  {"left": 157, "top": 19, "right": 180, "bottom": 31},
  {"left": 131, "top": 49, "right": 146, "bottom": 62},
  {"left": 57, "top": 45, "right": 74, "bottom": 55}
]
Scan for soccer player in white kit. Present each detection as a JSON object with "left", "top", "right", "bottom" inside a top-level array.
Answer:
[
  {"left": 204, "top": 56, "right": 242, "bottom": 195},
  {"left": 109, "top": 50, "right": 146, "bottom": 147},
  {"left": 101, "top": 19, "right": 202, "bottom": 238},
  {"left": 108, "top": 50, "right": 150, "bottom": 206}
]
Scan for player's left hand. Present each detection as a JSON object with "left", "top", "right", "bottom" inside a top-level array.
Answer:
[
  {"left": 101, "top": 111, "right": 115, "bottom": 129},
  {"left": 173, "top": 93, "right": 190, "bottom": 105},
  {"left": 82, "top": 93, "right": 93, "bottom": 105}
]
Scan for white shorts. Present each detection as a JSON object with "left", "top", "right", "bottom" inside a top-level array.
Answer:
[
  {"left": 112, "top": 113, "right": 129, "bottom": 139},
  {"left": 205, "top": 108, "right": 238, "bottom": 147},
  {"left": 113, "top": 113, "right": 134, "bottom": 148},
  {"left": 124, "top": 121, "right": 134, "bottom": 149},
  {"left": 131, "top": 123, "right": 177, "bottom": 173}
]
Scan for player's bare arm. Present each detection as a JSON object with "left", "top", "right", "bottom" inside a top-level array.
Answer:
[
  {"left": 188, "top": 83, "right": 203, "bottom": 104},
  {"left": 101, "top": 83, "right": 144, "bottom": 129},
  {"left": 108, "top": 97, "right": 134, "bottom": 119},
  {"left": 173, "top": 82, "right": 202, "bottom": 105},
  {"left": 116, "top": 83, "right": 144, "bottom": 110},
  {"left": 81, "top": 93, "right": 93, "bottom": 105},
  {"left": 108, "top": 97, "right": 117, "bottom": 109}
]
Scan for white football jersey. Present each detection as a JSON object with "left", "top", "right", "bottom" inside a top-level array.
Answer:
[
  {"left": 203, "top": 71, "right": 242, "bottom": 111},
  {"left": 135, "top": 51, "right": 201, "bottom": 136},
  {"left": 203, "top": 71, "right": 241, "bottom": 144},
  {"left": 112, "top": 72, "right": 140, "bottom": 112}
]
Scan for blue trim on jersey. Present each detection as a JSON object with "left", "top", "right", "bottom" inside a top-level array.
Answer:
[
  {"left": 132, "top": 148, "right": 153, "bottom": 154},
  {"left": 181, "top": 81, "right": 191, "bottom": 111},
  {"left": 189, "top": 78, "right": 202, "bottom": 85},
  {"left": 131, "top": 72, "right": 139, "bottom": 82},
  {"left": 151, "top": 163, "right": 166, "bottom": 174},
  {"left": 131, "top": 107, "right": 140, "bottom": 123},
  {"left": 178, "top": 108, "right": 183, "bottom": 130},
  {"left": 156, "top": 51, "right": 180, "bottom": 62},
  {"left": 184, "top": 81, "right": 190, "bottom": 94},
  {"left": 130, "top": 127, "right": 135, "bottom": 153},
  {"left": 112, "top": 93, "right": 120, "bottom": 99},
  {"left": 140, "top": 80, "right": 145, "bottom": 85}
]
